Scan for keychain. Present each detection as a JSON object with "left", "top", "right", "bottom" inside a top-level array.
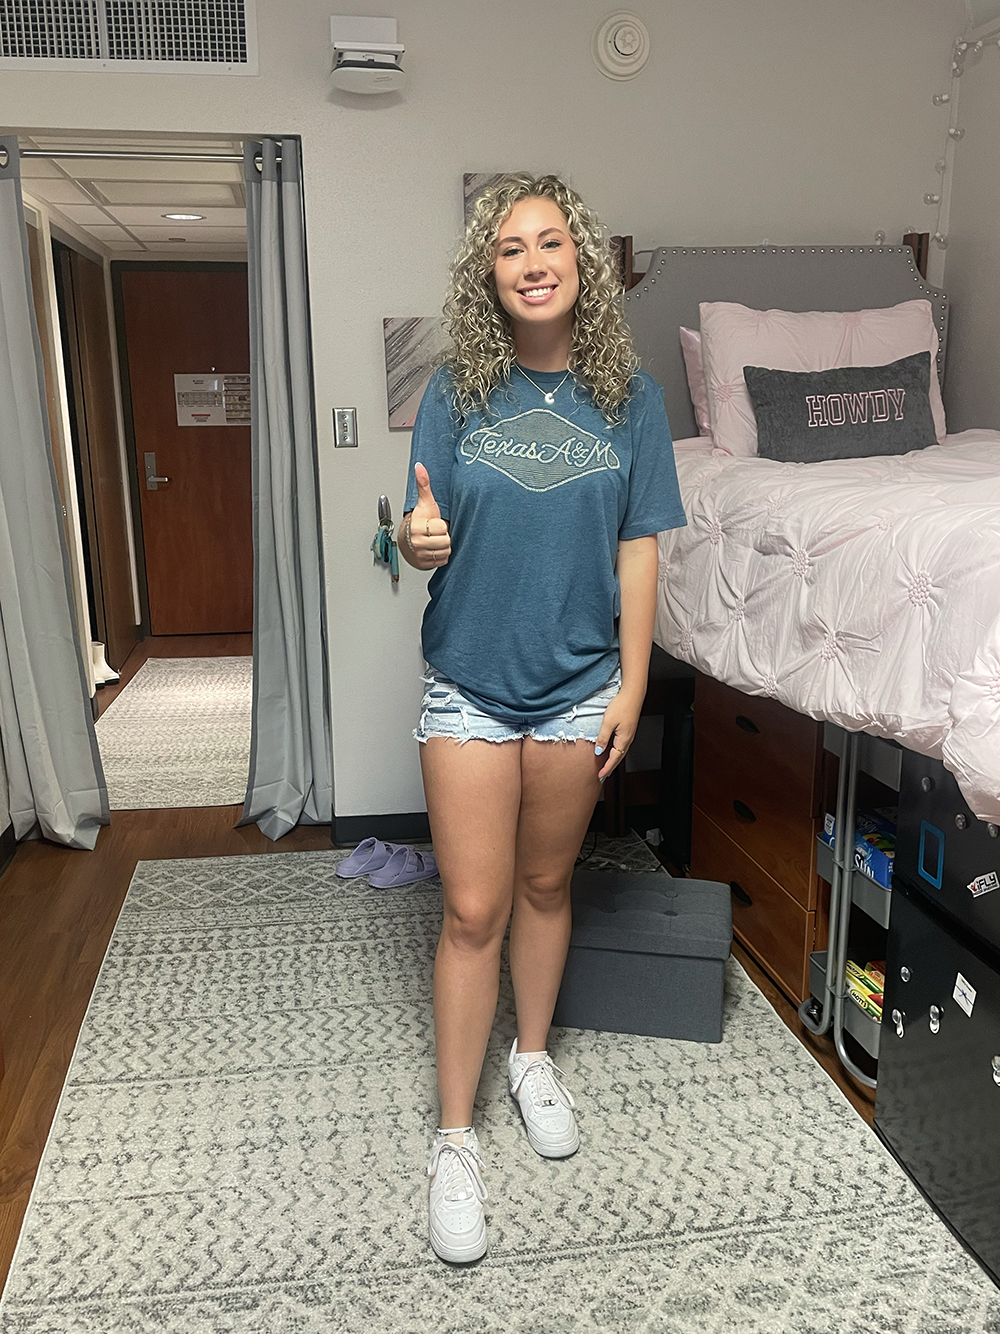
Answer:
[{"left": 371, "top": 494, "right": 399, "bottom": 582}]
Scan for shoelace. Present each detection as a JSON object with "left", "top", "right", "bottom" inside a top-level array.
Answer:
[
  {"left": 510, "top": 1055, "right": 576, "bottom": 1111},
  {"left": 427, "top": 1138, "right": 488, "bottom": 1205}
]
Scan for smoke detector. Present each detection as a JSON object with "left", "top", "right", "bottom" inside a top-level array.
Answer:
[
  {"left": 330, "top": 15, "right": 405, "bottom": 93},
  {"left": 593, "top": 12, "right": 650, "bottom": 81}
]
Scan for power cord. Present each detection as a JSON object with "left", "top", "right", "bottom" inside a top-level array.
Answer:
[{"left": 575, "top": 829, "right": 598, "bottom": 866}]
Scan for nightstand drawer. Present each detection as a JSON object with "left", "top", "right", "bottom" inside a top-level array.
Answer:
[
  {"left": 693, "top": 675, "right": 821, "bottom": 904},
  {"left": 692, "top": 806, "right": 816, "bottom": 1004}
]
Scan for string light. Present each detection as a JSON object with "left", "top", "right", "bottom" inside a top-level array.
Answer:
[{"left": 924, "top": 28, "right": 998, "bottom": 264}]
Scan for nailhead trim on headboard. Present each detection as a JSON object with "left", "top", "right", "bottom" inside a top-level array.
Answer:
[{"left": 624, "top": 245, "right": 948, "bottom": 375}]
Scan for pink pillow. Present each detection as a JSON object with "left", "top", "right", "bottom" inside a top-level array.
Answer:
[
  {"left": 699, "top": 299, "right": 947, "bottom": 456},
  {"left": 679, "top": 326, "right": 712, "bottom": 437}
]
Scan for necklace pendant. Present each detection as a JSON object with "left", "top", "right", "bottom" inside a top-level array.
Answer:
[{"left": 544, "top": 392, "right": 555, "bottom": 404}]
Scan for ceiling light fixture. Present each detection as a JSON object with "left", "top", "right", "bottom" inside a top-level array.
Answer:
[{"left": 162, "top": 212, "right": 205, "bottom": 221}]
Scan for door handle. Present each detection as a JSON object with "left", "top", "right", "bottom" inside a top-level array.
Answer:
[{"left": 144, "top": 452, "right": 170, "bottom": 491}]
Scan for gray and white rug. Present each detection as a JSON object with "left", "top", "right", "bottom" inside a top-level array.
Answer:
[
  {"left": 95, "top": 657, "right": 252, "bottom": 809},
  {"left": 1, "top": 842, "right": 997, "bottom": 1333}
]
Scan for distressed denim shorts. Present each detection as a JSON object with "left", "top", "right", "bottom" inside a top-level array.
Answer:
[{"left": 414, "top": 665, "right": 622, "bottom": 745}]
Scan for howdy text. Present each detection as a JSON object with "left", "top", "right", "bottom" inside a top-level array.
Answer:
[{"left": 806, "top": 389, "right": 905, "bottom": 429}]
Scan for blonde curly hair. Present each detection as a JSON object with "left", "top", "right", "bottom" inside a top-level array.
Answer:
[{"left": 441, "top": 174, "right": 639, "bottom": 423}]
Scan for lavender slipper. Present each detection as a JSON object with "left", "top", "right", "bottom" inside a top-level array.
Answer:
[
  {"left": 337, "top": 837, "right": 401, "bottom": 878},
  {"left": 368, "top": 846, "right": 439, "bottom": 889}
]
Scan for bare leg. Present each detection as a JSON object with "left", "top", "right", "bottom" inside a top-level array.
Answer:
[
  {"left": 509, "top": 739, "right": 602, "bottom": 1053},
  {"left": 421, "top": 736, "right": 522, "bottom": 1129}
]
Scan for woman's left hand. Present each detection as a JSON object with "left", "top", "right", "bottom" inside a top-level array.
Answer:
[{"left": 594, "top": 689, "right": 643, "bottom": 782}]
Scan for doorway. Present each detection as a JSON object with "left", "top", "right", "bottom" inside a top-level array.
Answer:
[
  {"left": 114, "top": 263, "right": 253, "bottom": 635},
  {"left": 51, "top": 237, "right": 138, "bottom": 671},
  {"left": 19, "top": 131, "right": 255, "bottom": 811}
]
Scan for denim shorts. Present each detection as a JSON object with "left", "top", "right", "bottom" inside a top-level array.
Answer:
[{"left": 414, "top": 665, "right": 622, "bottom": 745}]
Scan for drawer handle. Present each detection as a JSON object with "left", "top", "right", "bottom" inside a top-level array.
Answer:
[
  {"left": 735, "top": 715, "right": 760, "bottom": 735},
  {"left": 730, "top": 880, "right": 753, "bottom": 906},
  {"left": 733, "top": 799, "right": 757, "bottom": 823}
]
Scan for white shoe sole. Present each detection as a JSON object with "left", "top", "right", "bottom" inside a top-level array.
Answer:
[
  {"left": 429, "top": 1219, "right": 487, "bottom": 1264},
  {"left": 510, "top": 1089, "right": 580, "bottom": 1158}
]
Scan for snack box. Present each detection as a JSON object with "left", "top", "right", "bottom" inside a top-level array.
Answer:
[
  {"left": 845, "top": 959, "right": 884, "bottom": 1021},
  {"left": 821, "top": 808, "right": 897, "bottom": 890},
  {"left": 865, "top": 959, "right": 886, "bottom": 990}
]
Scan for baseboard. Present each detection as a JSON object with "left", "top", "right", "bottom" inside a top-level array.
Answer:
[
  {"left": 331, "top": 811, "right": 431, "bottom": 847},
  {"left": 0, "top": 822, "right": 15, "bottom": 878}
]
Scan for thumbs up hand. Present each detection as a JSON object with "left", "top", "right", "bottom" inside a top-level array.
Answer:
[{"left": 403, "top": 463, "right": 451, "bottom": 571}]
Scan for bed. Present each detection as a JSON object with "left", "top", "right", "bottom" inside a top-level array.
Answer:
[{"left": 625, "top": 245, "right": 1000, "bottom": 825}]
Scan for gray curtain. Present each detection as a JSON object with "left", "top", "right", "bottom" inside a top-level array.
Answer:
[
  {"left": 0, "top": 136, "right": 108, "bottom": 849},
  {"left": 240, "top": 138, "right": 333, "bottom": 839}
]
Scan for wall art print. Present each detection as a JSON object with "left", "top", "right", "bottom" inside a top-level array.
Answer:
[
  {"left": 383, "top": 316, "right": 447, "bottom": 429},
  {"left": 463, "top": 172, "right": 512, "bottom": 227}
]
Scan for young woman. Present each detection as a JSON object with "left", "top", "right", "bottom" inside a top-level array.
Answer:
[{"left": 399, "top": 174, "right": 685, "bottom": 1264}]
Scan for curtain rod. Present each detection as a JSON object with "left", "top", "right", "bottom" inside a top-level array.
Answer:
[{"left": 20, "top": 150, "right": 251, "bottom": 162}]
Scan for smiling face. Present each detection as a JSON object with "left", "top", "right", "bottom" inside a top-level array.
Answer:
[{"left": 492, "top": 195, "right": 580, "bottom": 341}]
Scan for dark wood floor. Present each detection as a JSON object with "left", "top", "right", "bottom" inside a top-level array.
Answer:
[{"left": 0, "top": 635, "right": 874, "bottom": 1290}]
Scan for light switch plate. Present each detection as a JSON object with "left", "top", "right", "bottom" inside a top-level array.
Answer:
[{"left": 334, "top": 407, "right": 358, "bottom": 447}]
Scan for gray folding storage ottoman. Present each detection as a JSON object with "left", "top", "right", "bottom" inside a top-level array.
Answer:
[{"left": 552, "top": 869, "right": 732, "bottom": 1043}]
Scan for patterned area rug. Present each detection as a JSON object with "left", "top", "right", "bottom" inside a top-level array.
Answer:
[
  {"left": 95, "top": 657, "right": 252, "bottom": 809},
  {"left": 2, "top": 840, "right": 997, "bottom": 1333}
]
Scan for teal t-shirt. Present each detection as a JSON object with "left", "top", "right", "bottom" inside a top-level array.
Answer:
[{"left": 404, "top": 366, "right": 686, "bottom": 722}]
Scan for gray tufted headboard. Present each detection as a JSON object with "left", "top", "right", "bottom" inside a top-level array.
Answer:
[{"left": 622, "top": 245, "right": 949, "bottom": 442}]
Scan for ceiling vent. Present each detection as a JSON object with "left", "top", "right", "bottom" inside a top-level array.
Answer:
[{"left": 0, "top": 0, "right": 257, "bottom": 72}]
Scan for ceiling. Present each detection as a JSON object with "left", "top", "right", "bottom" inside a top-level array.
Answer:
[{"left": 18, "top": 130, "right": 246, "bottom": 259}]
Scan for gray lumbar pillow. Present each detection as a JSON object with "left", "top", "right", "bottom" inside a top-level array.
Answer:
[{"left": 743, "top": 350, "right": 937, "bottom": 462}]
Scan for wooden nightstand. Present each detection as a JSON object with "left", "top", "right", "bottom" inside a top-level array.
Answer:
[{"left": 689, "top": 672, "right": 830, "bottom": 1003}]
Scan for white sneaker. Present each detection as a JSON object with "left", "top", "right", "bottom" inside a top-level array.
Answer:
[
  {"left": 508, "top": 1038, "right": 580, "bottom": 1158},
  {"left": 427, "top": 1128, "right": 488, "bottom": 1263}
]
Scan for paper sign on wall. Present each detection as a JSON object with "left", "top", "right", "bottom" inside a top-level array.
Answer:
[{"left": 174, "top": 373, "right": 251, "bottom": 427}]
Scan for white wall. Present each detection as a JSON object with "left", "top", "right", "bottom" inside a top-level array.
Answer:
[
  {"left": 2, "top": 0, "right": 965, "bottom": 817},
  {"left": 939, "top": 39, "right": 1000, "bottom": 431}
]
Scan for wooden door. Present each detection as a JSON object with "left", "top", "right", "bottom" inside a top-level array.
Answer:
[
  {"left": 58, "top": 247, "right": 140, "bottom": 671},
  {"left": 119, "top": 268, "right": 253, "bottom": 635}
]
